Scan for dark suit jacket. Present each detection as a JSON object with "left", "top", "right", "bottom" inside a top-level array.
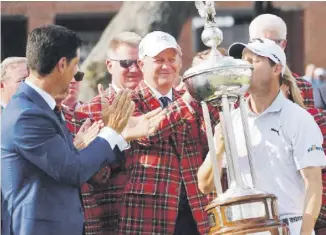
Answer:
[{"left": 1, "top": 82, "right": 117, "bottom": 235}]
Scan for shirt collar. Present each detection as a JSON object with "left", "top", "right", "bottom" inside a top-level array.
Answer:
[
  {"left": 247, "top": 91, "right": 285, "bottom": 117},
  {"left": 25, "top": 79, "right": 56, "bottom": 110},
  {"left": 144, "top": 80, "right": 173, "bottom": 101}
]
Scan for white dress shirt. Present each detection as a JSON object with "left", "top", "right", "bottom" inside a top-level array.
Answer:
[
  {"left": 25, "top": 79, "right": 128, "bottom": 151},
  {"left": 224, "top": 92, "right": 326, "bottom": 217}
]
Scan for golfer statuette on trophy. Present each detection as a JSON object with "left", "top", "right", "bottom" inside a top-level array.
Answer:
[{"left": 182, "top": 1, "right": 289, "bottom": 234}]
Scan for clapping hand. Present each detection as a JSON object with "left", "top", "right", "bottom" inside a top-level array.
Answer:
[
  {"left": 73, "top": 118, "right": 103, "bottom": 150},
  {"left": 121, "top": 108, "right": 166, "bottom": 141},
  {"left": 101, "top": 90, "right": 135, "bottom": 134}
]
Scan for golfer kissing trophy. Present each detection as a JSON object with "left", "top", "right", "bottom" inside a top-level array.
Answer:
[{"left": 182, "top": 1, "right": 288, "bottom": 234}]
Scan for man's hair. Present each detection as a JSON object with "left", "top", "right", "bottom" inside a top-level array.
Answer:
[
  {"left": 1, "top": 57, "right": 27, "bottom": 81},
  {"left": 249, "top": 14, "right": 287, "bottom": 40},
  {"left": 283, "top": 65, "right": 305, "bottom": 108},
  {"left": 107, "top": 31, "right": 142, "bottom": 58},
  {"left": 26, "top": 25, "right": 82, "bottom": 76}
]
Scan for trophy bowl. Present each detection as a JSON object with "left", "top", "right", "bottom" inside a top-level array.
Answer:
[{"left": 183, "top": 56, "right": 253, "bottom": 103}]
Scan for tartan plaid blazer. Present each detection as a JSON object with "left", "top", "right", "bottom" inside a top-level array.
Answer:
[
  {"left": 62, "top": 104, "right": 88, "bottom": 138},
  {"left": 62, "top": 104, "right": 121, "bottom": 234},
  {"left": 77, "top": 84, "right": 126, "bottom": 235},
  {"left": 117, "top": 81, "right": 219, "bottom": 235}
]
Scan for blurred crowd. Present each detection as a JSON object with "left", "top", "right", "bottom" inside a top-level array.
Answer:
[{"left": 303, "top": 64, "right": 326, "bottom": 109}]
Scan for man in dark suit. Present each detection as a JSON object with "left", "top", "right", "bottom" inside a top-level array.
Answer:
[{"left": 1, "top": 25, "right": 162, "bottom": 235}]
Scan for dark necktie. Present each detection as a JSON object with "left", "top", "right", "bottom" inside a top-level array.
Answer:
[
  {"left": 53, "top": 106, "right": 64, "bottom": 123},
  {"left": 159, "top": 96, "right": 170, "bottom": 108}
]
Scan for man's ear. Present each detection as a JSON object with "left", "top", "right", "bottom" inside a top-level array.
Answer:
[
  {"left": 57, "top": 57, "right": 67, "bottom": 74},
  {"left": 0, "top": 80, "right": 4, "bottom": 89},
  {"left": 274, "top": 64, "right": 283, "bottom": 77},
  {"left": 106, "top": 59, "right": 113, "bottom": 74},
  {"left": 137, "top": 59, "right": 145, "bottom": 72},
  {"left": 279, "top": 40, "right": 287, "bottom": 50}
]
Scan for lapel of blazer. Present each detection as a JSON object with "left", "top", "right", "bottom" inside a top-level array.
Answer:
[
  {"left": 18, "top": 82, "right": 70, "bottom": 143},
  {"left": 136, "top": 81, "right": 164, "bottom": 111}
]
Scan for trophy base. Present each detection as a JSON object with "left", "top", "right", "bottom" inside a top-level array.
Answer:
[{"left": 205, "top": 187, "right": 289, "bottom": 235}]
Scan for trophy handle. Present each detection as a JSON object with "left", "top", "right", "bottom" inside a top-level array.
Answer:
[
  {"left": 220, "top": 95, "right": 244, "bottom": 188},
  {"left": 201, "top": 101, "right": 223, "bottom": 195},
  {"left": 239, "top": 95, "right": 257, "bottom": 187}
]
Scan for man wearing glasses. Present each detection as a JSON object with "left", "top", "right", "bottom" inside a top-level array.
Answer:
[
  {"left": 0, "top": 57, "right": 29, "bottom": 112},
  {"left": 249, "top": 13, "right": 315, "bottom": 108},
  {"left": 104, "top": 31, "right": 143, "bottom": 93}
]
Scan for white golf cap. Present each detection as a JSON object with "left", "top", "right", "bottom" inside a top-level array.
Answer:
[
  {"left": 228, "top": 38, "right": 286, "bottom": 75},
  {"left": 138, "top": 31, "right": 181, "bottom": 59}
]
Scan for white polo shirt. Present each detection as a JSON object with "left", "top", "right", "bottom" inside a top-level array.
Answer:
[{"left": 227, "top": 91, "right": 326, "bottom": 216}]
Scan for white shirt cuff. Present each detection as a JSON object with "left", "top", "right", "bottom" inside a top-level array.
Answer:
[{"left": 98, "top": 127, "right": 129, "bottom": 151}]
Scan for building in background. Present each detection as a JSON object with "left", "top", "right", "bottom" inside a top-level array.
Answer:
[{"left": 2, "top": 1, "right": 326, "bottom": 75}]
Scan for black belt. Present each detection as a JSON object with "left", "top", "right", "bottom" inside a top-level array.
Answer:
[{"left": 281, "top": 216, "right": 303, "bottom": 226}]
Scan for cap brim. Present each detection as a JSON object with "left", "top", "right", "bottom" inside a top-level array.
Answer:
[{"left": 228, "top": 43, "right": 247, "bottom": 59}]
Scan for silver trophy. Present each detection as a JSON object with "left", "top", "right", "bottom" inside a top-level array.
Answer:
[{"left": 183, "top": 1, "right": 288, "bottom": 234}]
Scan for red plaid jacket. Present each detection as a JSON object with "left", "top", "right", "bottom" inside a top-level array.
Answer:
[
  {"left": 77, "top": 85, "right": 127, "bottom": 235},
  {"left": 307, "top": 108, "right": 326, "bottom": 230},
  {"left": 62, "top": 105, "right": 88, "bottom": 138},
  {"left": 292, "top": 72, "right": 315, "bottom": 108},
  {"left": 117, "top": 81, "right": 218, "bottom": 235}
]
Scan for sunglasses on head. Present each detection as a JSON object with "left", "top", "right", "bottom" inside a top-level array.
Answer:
[
  {"left": 110, "top": 59, "right": 138, "bottom": 69},
  {"left": 74, "top": 71, "right": 84, "bottom": 82}
]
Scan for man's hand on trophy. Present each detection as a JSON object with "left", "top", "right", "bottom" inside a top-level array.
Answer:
[
  {"left": 102, "top": 90, "right": 135, "bottom": 134},
  {"left": 121, "top": 108, "right": 166, "bottom": 141}
]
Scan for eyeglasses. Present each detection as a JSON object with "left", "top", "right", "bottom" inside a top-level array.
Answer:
[
  {"left": 74, "top": 71, "right": 84, "bottom": 82},
  {"left": 110, "top": 59, "right": 138, "bottom": 69}
]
